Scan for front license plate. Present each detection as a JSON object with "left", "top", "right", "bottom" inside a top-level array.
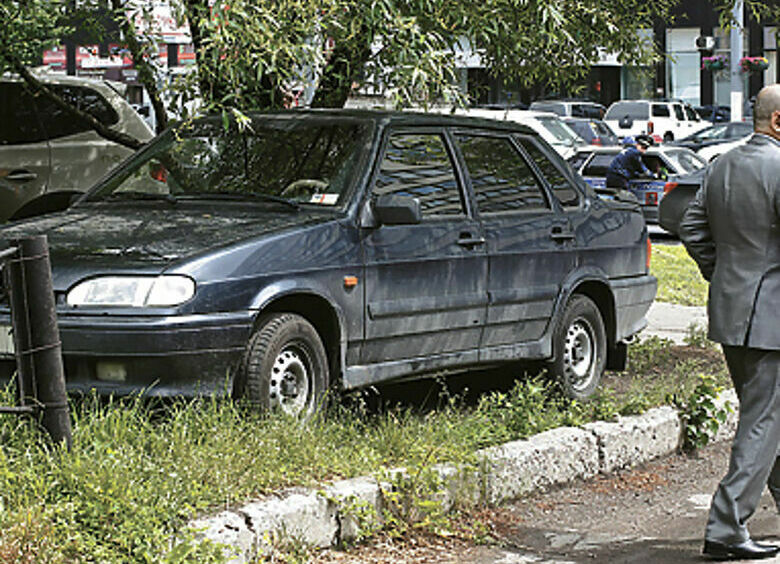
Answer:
[{"left": 0, "top": 325, "right": 14, "bottom": 355}]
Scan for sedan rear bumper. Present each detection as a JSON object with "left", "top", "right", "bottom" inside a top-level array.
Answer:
[{"left": 609, "top": 274, "right": 658, "bottom": 342}]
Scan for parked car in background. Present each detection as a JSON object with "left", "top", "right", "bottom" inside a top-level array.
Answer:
[
  {"left": 695, "top": 105, "right": 731, "bottom": 123},
  {"left": 440, "top": 108, "right": 587, "bottom": 160},
  {"left": 569, "top": 144, "right": 706, "bottom": 227},
  {"left": 529, "top": 100, "right": 606, "bottom": 119},
  {"left": 562, "top": 118, "right": 619, "bottom": 146},
  {"left": 0, "top": 110, "right": 656, "bottom": 410},
  {"left": 671, "top": 121, "right": 753, "bottom": 153},
  {"left": 658, "top": 169, "right": 705, "bottom": 236},
  {"left": 697, "top": 134, "right": 751, "bottom": 162},
  {"left": 604, "top": 99, "right": 709, "bottom": 142},
  {"left": 0, "top": 73, "right": 154, "bottom": 222}
]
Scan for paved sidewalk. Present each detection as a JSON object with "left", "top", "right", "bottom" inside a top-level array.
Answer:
[{"left": 643, "top": 301, "right": 708, "bottom": 345}]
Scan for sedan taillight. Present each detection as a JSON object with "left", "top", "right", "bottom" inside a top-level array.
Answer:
[
  {"left": 663, "top": 181, "right": 678, "bottom": 194},
  {"left": 646, "top": 237, "right": 652, "bottom": 272}
]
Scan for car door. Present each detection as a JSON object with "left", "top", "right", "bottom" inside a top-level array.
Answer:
[
  {"left": 0, "top": 82, "right": 51, "bottom": 222},
  {"left": 453, "top": 131, "right": 576, "bottom": 361},
  {"left": 360, "top": 128, "right": 488, "bottom": 372}
]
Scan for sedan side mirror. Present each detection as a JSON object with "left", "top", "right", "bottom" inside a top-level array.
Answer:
[{"left": 371, "top": 194, "right": 422, "bottom": 226}]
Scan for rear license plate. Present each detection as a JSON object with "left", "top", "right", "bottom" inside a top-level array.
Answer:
[{"left": 0, "top": 325, "right": 14, "bottom": 355}]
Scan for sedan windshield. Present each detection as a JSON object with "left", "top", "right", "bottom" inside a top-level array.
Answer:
[
  {"left": 664, "top": 150, "right": 707, "bottom": 173},
  {"left": 536, "top": 116, "right": 584, "bottom": 146},
  {"left": 85, "top": 116, "right": 371, "bottom": 208}
]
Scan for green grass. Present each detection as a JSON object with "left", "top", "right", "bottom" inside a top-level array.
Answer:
[
  {"left": 0, "top": 335, "right": 728, "bottom": 562},
  {"left": 651, "top": 243, "right": 709, "bottom": 306}
]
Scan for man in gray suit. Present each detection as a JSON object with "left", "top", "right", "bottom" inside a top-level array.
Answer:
[{"left": 679, "top": 83, "right": 780, "bottom": 560}]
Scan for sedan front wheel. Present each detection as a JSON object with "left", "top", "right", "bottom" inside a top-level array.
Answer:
[{"left": 236, "top": 313, "right": 329, "bottom": 418}]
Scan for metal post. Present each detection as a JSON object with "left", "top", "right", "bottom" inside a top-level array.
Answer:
[
  {"left": 730, "top": 0, "right": 744, "bottom": 122},
  {"left": 5, "top": 247, "right": 35, "bottom": 405},
  {"left": 15, "top": 237, "right": 71, "bottom": 449}
]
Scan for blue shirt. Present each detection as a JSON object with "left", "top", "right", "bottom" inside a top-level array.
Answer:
[{"left": 607, "top": 147, "right": 651, "bottom": 180}]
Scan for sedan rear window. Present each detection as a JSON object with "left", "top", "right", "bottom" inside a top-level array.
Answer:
[{"left": 605, "top": 102, "right": 649, "bottom": 120}]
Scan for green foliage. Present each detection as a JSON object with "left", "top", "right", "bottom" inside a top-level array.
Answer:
[
  {"left": 378, "top": 461, "right": 452, "bottom": 538},
  {"left": 0, "top": 335, "right": 730, "bottom": 561},
  {"left": 668, "top": 374, "right": 731, "bottom": 451},
  {"left": 650, "top": 244, "right": 709, "bottom": 306},
  {"left": 2, "top": 0, "right": 678, "bottom": 131},
  {"left": 684, "top": 323, "right": 715, "bottom": 349}
]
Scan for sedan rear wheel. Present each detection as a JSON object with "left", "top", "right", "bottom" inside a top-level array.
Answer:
[
  {"left": 236, "top": 313, "right": 329, "bottom": 418},
  {"left": 547, "top": 295, "right": 606, "bottom": 400}
]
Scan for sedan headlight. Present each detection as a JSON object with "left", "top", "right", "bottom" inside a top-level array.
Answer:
[{"left": 67, "top": 275, "right": 195, "bottom": 307}]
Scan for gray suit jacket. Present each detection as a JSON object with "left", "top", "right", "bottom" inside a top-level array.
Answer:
[{"left": 678, "top": 133, "right": 780, "bottom": 349}]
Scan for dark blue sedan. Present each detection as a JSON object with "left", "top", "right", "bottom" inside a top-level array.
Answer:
[{"left": 0, "top": 110, "right": 656, "bottom": 413}]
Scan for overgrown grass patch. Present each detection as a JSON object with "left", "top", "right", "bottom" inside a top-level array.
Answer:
[
  {"left": 650, "top": 243, "right": 708, "bottom": 306},
  {"left": 0, "top": 337, "right": 728, "bottom": 562}
]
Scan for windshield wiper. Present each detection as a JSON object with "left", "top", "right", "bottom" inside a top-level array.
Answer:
[
  {"left": 102, "top": 191, "right": 178, "bottom": 205},
  {"left": 176, "top": 191, "right": 300, "bottom": 211}
]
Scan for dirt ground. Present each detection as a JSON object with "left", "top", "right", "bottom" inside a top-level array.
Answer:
[{"left": 312, "top": 440, "right": 779, "bottom": 563}]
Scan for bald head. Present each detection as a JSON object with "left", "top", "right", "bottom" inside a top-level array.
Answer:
[{"left": 753, "top": 84, "right": 780, "bottom": 139}]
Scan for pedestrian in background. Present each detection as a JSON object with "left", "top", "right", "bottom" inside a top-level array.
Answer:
[
  {"left": 679, "top": 83, "right": 780, "bottom": 561},
  {"left": 605, "top": 134, "right": 653, "bottom": 191}
]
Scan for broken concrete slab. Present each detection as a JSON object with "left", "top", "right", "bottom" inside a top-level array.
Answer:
[
  {"left": 584, "top": 406, "right": 681, "bottom": 473},
  {"left": 481, "top": 427, "right": 599, "bottom": 505}
]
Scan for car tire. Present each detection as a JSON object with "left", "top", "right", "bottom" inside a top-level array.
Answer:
[
  {"left": 663, "top": 132, "right": 674, "bottom": 142},
  {"left": 237, "top": 313, "right": 329, "bottom": 417},
  {"left": 547, "top": 295, "right": 606, "bottom": 401}
]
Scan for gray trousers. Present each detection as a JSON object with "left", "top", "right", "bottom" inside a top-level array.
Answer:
[{"left": 705, "top": 345, "right": 780, "bottom": 544}]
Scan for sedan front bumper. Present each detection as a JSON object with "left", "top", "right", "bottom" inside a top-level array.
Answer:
[{"left": 0, "top": 310, "right": 255, "bottom": 397}]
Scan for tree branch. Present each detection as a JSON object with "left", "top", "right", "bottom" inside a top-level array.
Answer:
[{"left": 110, "top": 0, "right": 168, "bottom": 133}]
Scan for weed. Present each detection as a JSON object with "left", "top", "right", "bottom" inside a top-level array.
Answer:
[
  {"left": 668, "top": 374, "right": 731, "bottom": 451},
  {"left": 684, "top": 323, "right": 714, "bottom": 349}
]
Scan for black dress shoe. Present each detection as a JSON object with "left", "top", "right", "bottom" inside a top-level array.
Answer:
[{"left": 703, "top": 539, "right": 780, "bottom": 560}]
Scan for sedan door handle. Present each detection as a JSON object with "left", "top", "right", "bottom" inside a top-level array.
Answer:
[
  {"left": 5, "top": 170, "right": 37, "bottom": 183},
  {"left": 550, "top": 226, "right": 575, "bottom": 242},
  {"left": 457, "top": 234, "right": 486, "bottom": 248}
]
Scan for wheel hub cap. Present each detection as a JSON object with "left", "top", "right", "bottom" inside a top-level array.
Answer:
[
  {"left": 269, "top": 347, "right": 310, "bottom": 415},
  {"left": 563, "top": 320, "right": 594, "bottom": 391}
]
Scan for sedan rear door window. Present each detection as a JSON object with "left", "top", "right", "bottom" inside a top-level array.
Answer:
[
  {"left": 457, "top": 134, "right": 549, "bottom": 213},
  {"left": 516, "top": 137, "right": 581, "bottom": 209}
]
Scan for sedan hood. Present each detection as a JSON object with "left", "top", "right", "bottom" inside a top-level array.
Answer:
[{"left": 0, "top": 205, "right": 335, "bottom": 271}]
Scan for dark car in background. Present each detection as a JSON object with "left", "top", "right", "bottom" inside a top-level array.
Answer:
[
  {"left": 0, "top": 110, "right": 656, "bottom": 413},
  {"left": 563, "top": 118, "right": 620, "bottom": 146},
  {"left": 695, "top": 105, "right": 731, "bottom": 123},
  {"left": 658, "top": 169, "right": 704, "bottom": 236}
]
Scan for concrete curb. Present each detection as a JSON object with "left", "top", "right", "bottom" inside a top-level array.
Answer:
[{"left": 187, "top": 390, "right": 739, "bottom": 563}]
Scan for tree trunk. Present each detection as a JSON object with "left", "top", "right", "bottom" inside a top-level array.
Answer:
[{"left": 310, "top": 36, "right": 373, "bottom": 108}]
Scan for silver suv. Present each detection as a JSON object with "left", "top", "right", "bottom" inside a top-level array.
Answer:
[{"left": 0, "top": 73, "right": 153, "bottom": 222}]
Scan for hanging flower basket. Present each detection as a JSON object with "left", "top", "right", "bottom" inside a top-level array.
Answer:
[
  {"left": 740, "top": 56, "right": 769, "bottom": 73},
  {"left": 702, "top": 55, "right": 728, "bottom": 72}
]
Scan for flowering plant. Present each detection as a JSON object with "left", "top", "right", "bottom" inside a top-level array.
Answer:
[
  {"left": 701, "top": 55, "right": 728, "bottom": 71},
  {"left": 740, "top": 56, "right": 769, "bottom": 73}
]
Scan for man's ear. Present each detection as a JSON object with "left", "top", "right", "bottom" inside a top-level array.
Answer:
[{"left": 773, "top": 110, "right": 780, "bottom": 133}]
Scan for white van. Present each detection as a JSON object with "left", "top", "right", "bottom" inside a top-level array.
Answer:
[{"left": 604, "top": 99, "right": 709, "bottom": 142}]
